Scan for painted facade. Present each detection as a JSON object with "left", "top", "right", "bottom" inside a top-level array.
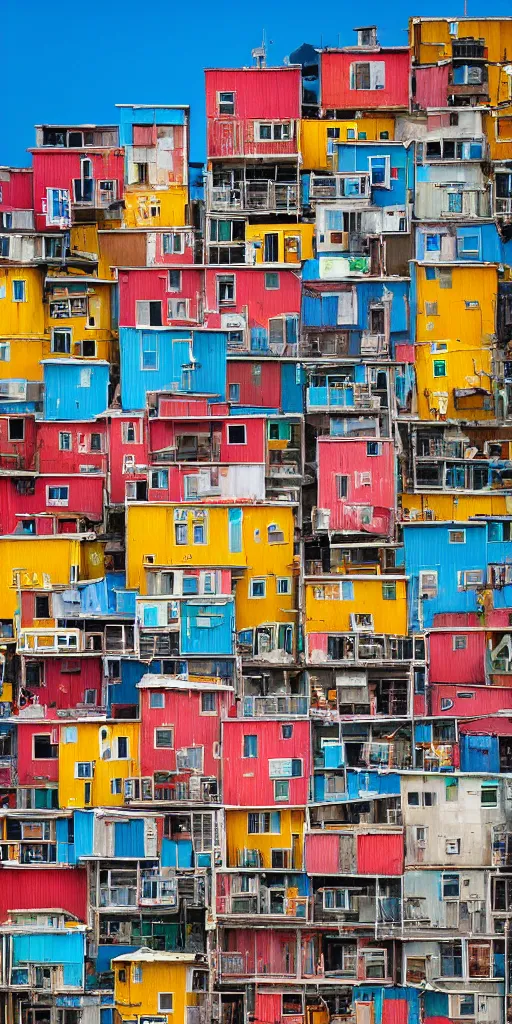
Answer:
[{"left": 1, "top": 17, "right": 512, "bottom": 1024}]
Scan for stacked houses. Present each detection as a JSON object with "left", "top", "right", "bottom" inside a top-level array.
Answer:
[{"left": 2, "top": 15, "right": 512, "bottom": 1024}]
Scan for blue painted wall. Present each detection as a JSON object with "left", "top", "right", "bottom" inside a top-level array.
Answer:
[
  {"left": 43, "top": 361, "right": 109, "bottom": 421},
  {"left": 119, "top": 328, "right": 227, "bottom": 410}
]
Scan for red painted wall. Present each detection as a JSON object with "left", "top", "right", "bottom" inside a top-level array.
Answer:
[
  {"left": 118, "top": 267, "right": 204, "bottom": 326},
  {"left": 107, "top": 415, "right": 148, "bottom": 505},
  {"left": 205, "top": 268, "right": 301, "bottom": 332},
  {"left": 0, "top": 868, "right": 88, "bottom": 922},
  {"left": 227, "top": 360, "right": 281, "bottom": 409},
  {"left": 429, "top": 631, "right": 485, "bottom": 684},
  {"left": 17, "top": 722, "right": 60, "bottom": 785},
  {"left": 25, "top": 658, "right": 103, "bottom": 711},
  {"left": 317, "top": 437, "right": 395, "bottom": 535},
  {"left": 222, "top": 720, "right": 310, "bottom": 806},
  {"left": 36, "top": 422, "right": 107, "bottom": 475},
  {"left": 140, "top": 686, "right": 228, "bottom": 778},
  {"left": 321, "top": 50, "right": 410, "bottom": 110},
  {"left": 413, "top": 64, "right": 450, "bottom": 110},
  {"left": 32, "top": 150, "right": 124, "bottom": 231},
  {"left": 206, "top": 68, "right": 301, "bottom": 157},
  {"left": 357, "top": 832, "right": 403, "bottom": 875},
  {"left": 0, "top": 475, "right": 104, "bottom": 534},
  {"left": 431, "top": 682, "right": 512, "bottom": 717},
  {"left": 0, "top": 168, "right": 33, "bottom": 211},
  {"left": 305, "top": 833, "right": 340, "bottom": 874}
]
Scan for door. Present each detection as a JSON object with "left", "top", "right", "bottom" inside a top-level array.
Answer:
[
  {"left": 264, "top": 233, "right": 279, "bottom": 262},
  {"left": 284, "top": 234, "right": 300, "bottom": 262}
]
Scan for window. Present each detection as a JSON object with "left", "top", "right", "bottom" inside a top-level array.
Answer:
[
  {"left": 277, "top": 577, "right": 291, "bottom": 595},
  {"left": 481, "top": 784, "right": 498, "bottom": 807},
  {"left": 218, "top": 91, "right": 235, "bottom": 114},
  {"left": 336, "top": 474, "right": 348, "bottom": 499},
  {"left": 443, "top": 873, "right": 460, "bottom": 898},
  {"left": 161, "top": 235, "right": 184, "bottom": 259},
  {"left": 8, "top": 419, "right": 24, "bottom": 441},
  {"left": 459, "top": 996, "right": 475, "bottom": 1016},
  {"left": 420, "top": 570, "right": 438, "bottom": 599},
  {"left": 274, "top": 779, "right": 290, "bottom": 802},
  {"left": 122, "top": 421, "right": 138, "bottom": 444},
  {"left": 446, "top": 838, "right": 461, "bottom": 855},
  {"left": 0, "top": 342, "right": 10, "bottom": 361},
  {"left": 0, "top": 236, "right": 10, "bottom": 257},
  {"left": 150, "top": 470, "right": 169, "bottom": 490},
  {"left": 155, "top": 729, "right": 174, "bottom": 748},
  {"left": 441, "top": 941, "right": 463, "bottom": 977},
  {"left": 408, "top": 792, "right": 420, "bottom": 806},
  {"left": 449, "top": 529, "right": 465, "bottom": 544},
  {"left": 366, "top": 441, "right": 381, "bottom": 456},
  {"left": 228, "top": 508, "right": 242, "bottom": 553},
  {"left": 59, "top": 432, "right": 72, "bottom": 451},
  {"left": 446, "top": 778, "right": 458, "bottom": 802},
  {"left": 453, "top": 635, "right": 467, "bottom": 651},
  {"left": 132, "top": 966, "right": 143, "bottom": 983},
  {"left": 201, "top": 692, "right": 217, "bottom": 714},
  {"left": 34, "top": 734, "right": 58, "bottom": 759},
  {"left": 382, "top": 582, "right": 396, "bottom": 601},
  {"left": 243, "top": 735, "right": 258, "bottom": 758},
  {"left": 268, "top": 523, "right": 285, "bottom": 544},
  {"left": 141, "top": 333, "right": 158, "bottom": 370},
  {"left": 449, "top": 21, "right": 458, "bottom": 34},
  {"left": 269, "top": 758, "right": 302, "bottom": 778},
  {"left": 13, "top": 280, "right": 26, "bottom": 302},
  {"left": 350, "top": 61, "right": 385, "bottom": 90},
  {"left": 193, "top": 521, "right": 205, "bottom": 544},
  {"left": 111, "top": 778, "right": 122, "bottom": 795},
  {"left": 250, "top": 579, "right": 266, "bottom": 598},
  {"left": 47, "top": 486, "right": 69, "bottom": 506},
  {"left": 175, "top": 522, "right": 187, "bottom": 545},
  {"left": 433, "top": 359, "right": 446, "bottom": 378},
  {"left": 281, "top": 724, "right": 293, "bottom": 739},
  {"left": 265, "top": 272, "right": 280, "bottom": 290},
  {"left": 217, "top": 274, "right": 235, "bottom": 305},
  {"left": 426, "top": 234, "right": 440, "bottom": 252},
  {"left": 327, "top": 127, "right": 340, "bottom": 139},
  {"left": 75, "top": 762, "right": 93, "bottom": 778},
  {"left": 458, "top": 569, "right": 484, "bottom": 590},
  {"left": 448, "top": 192, "right": 463, "bottom": 214},
  {"left": 158, "top": 994, "right": 174, "bottom": 1013},
  {"left": 228, "top": 383, "right": 240, "bottom": 403},
  {"left": 150, "top": 692, "right": 165, "bottom": 709},
  {"left": 137, "top": 300, "right": 162, "bottom": 327},
  {"left": 425, "top": 301, "right": 438, "bottom": 316},
  {"left": 255, "top": 122, "right": 292, "bottom": 141},
  {"left": 168, "top": 298, "right": 190, "bottom": 320},
  {"left": 248, "top": 811, "right": 280, "bottom": 833},
  {"left": 35, "top": 595, "right": 50, "bottom": 618},
  {"left": 368, "top": 155, "right": 390, "bottom": 188},
  {"left": 227, "top": 424, "right": 246, "bottom": 445},
  {"left": 51, "top": 329, "right": 72, "bottom": 354}
]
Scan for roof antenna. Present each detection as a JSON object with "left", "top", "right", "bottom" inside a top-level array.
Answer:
[
  {"left": 252, "top": 30, "right": 267, "bottom": 67},
  {"left": 463, "top": 0, "right": 468, "bottom": 14}
]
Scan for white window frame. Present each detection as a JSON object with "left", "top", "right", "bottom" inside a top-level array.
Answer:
[
  {"left": 227, "top": 423, "right": 246, "bottom": 445},
  {"left": 368, "top": 154, "right": 391, "bottom": 189},
  {"left": 157, "top": 994, "right": 173, "bottom": 1013},
  {"left": 449, "top": 529, "right": 466, "bottom": 544},
  {"left": 12, "top": 280, "right": 26, "bottom": 303},
  {"left": 254, "top": 121, "right": 293, "bottom": 141},
  {"left": 250, "top": 578, "right": 267, "bottom": 599},
  {"left": 167, "top": 298, "right": 190, "bottom": 320},
  {"left": 163, "top": 233, "right": 184, "bottom": 256},
  {"left": 277, "top": 577, "right": 291, "bottom": 595},
  {"left": 217, "top": 91, "right": 235, "bottom": 115},
  {"left": 154, "top": 728, "right": 174, "bottom": 749},
  {"left": 59, "top": 432, "right": 72, "bottom": 451},
  {"left": 121, "top": 420, "right": 140, "bottom": 444},
  {"left": 419, "top": 570, "right": 438, "bottom": 599},
  {"left": 51, "top": 328, "right": 72, "bottom": 354},
  {"left": 75, "top": 761, "right": 93, "bottom": 779},
  {"left": 217, "top": 274, "right": 236, "bottom": 306},
  {"left": 47, "top": 485, "right": 69, "bottom": 507},
  {"left": 0, "top": 341, "right": 10, "bottom": 362},
  {"left": 350, "top": 61, "right": 386, "bottom": 91}
]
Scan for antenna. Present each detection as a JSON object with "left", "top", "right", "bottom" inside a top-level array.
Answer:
[
  {"left": 463, "top": 0, "right": 468, "bottom": 14},
  {"left": 252, "top": 30, "right": 267, "bottom": 68}
]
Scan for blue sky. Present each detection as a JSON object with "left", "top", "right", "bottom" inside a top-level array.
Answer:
[{"left": 3, "top": 0, "right": 512, "bottom": 167}]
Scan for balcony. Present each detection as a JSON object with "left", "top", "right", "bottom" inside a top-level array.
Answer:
[
  {"left": 306, "top": 382, "right": 381, "bottom": 413},
  {"left": 313, "top": 633, "right": 423, "bottom": 665},
  {"left": 0, "top": 841, "right": 57, "bottom": 864},
  {"left": 309, "top": 172, "right": 371, "bottom": 202},
  {"left": 218, "top": 950, "right": 297, "bottom": 979},
  {"left": 217, "top": 894, "right": 309, "bottom": 919},
  {"left": 208, "top": 181, "right": 299, "bottom": 214},
  {"left": 99, "top": 884, "right": 137, "bottom": 907},
  {"left": 139, "top": 874, "right": 178, "bottom": 907},
  {"left": 124, "top": 775, "right": 219, "bottom": 804},
  {"left": 240, "top": 695, "right": 309, "bottom": 718},
  {"left": 17, "top": 629, "right": 81, "bottom": 654}
]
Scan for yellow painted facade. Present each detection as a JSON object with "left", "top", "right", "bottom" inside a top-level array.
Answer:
[
  {"left": 225, "top": 808, "right": 305, "bottom": 869},
  {"left": 484, "top": 109, "right": 512, "bottom": 161},
  {"left": 301, "top": 118, "right": 395, "bottom": 170},
  {"left": 58, "top": 720, "right": 140, "bottom": 808},
  {"left": 245, "top": 223, "right": 314, "bottom": 264},
  {"left": 0, "top": 537, "right": 102, "bottom": 620},
  {"left": 414, "top": 264, "right": 496, "bottom": 421},
  {"left": 123, "top": 187, "right": 188, "bottom": 229},
  {"left": 126, "top": 504, "right": 295, "bottom": 632},
  {"left": 114, "top": 954, "right": 196, "bottom": 1024},
  {"left": 0, "top": 266, "right": 45, "bottom": 338},
  {"left": 305, "top": 577, "right": 408, "bottom": 635},
  {"left": 401, "top": 492, "right": 511, "bottom": 521},
  {"left": 410, "top": 19, "right": 512, "bottom": 106}
]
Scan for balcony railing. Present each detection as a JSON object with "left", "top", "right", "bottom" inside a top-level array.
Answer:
[
  {"left": 217, "top": 895, "right": 309, "bottom": 918},
  {"left": 309, "top": 172, "right": 371, "bottom": 201},
  {"left": 496, "top": 197, "right": 512, "bottom": 216},
  {"left": 99, "top": 885, "right": 137, "bottom": 907},
  {"left": 17, "top": 629, "right": 81, "bottom": 654},
  {"left": 208, "top": 181, "right": 299, "bottom": 214},
  {"left": 218, "top": 951, "right": 296, "bottom": 979},
  {"left": 306, "top": 384, "right": 381, "bottom": 412},
  {"left": 313, "top": 633, "right": 422, "bottom": 664},
  {"left": 241, "top": 695, "right": 309, "bottom": 717}
]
